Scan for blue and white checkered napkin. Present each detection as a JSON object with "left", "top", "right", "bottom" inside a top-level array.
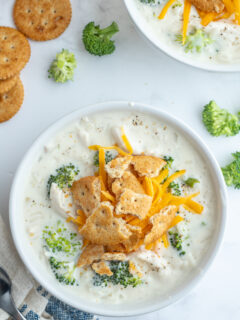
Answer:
[
  {"left": 19, "top": 286, "right": 95, "bottom": 320},
  {"left": 0, "top": 215, "right": 95, "bottom": 320}
]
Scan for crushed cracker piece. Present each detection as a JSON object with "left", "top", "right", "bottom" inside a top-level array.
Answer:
[
  {"left": 115, "top": 189, "right": 152, "bottom": 219},
  {"left": 105, "top": 243, "right": 126, "bottom": 253},
  {"left": 123, "top": 225, "right": 142, "bottom": 252},
  {"left": 105, "top": 156, "right": 132, "bottom": 179},
  {"left": 92, "top": 261, "right": 113, "bottom": 276},
  {"left": 102, "top": 252, "right": 126, "bottom": 261},
  {"left": 112, "top": 171, "right": 145, "bottom": 199},
  {"left": 190, "top": 0, "right": 224, "bottom": 13},
  {"left": 77, "top": 244, "right": 104, "bottom": 267},
  {"left": 131, "top": 155, "right": 166, "bottom": 178},
  {"left": 144, "top": 206, "right": 177, "bottom": 245},
  {"left": 71, "top": 176, "right": 100, "bottom": 216},
  {"left": 80, "top": 202, "right": 131, "bottom": 245}
]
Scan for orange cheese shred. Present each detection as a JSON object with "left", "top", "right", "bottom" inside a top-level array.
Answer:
[
  {"left": 158, "top": 0, "right": 176, "bottom": 19},
  {"left": 152, "top": 180, "right": 163, "bottom": 205},
  {"left": 99, "top": 148, "right": 106, "bottom": 188},
  {"left": 89, "top": 145, "right": 129, "bottom": 156},
  {"left": 154, "top": 168, "right": 169, "bottom": 184},
  {"left": 185, "top": 199, "right": 204, "bottom": 214},
  {"left": 169, "top": 215, "right": 184, "bottom": 229},
  {"left": 145, "top": 242, "right": 154, "bottom": 250},
  {"left": 121, "top": 127, "right": 133, "bottom": 154},
  {"left": 101, "top": 190, "right": 115, "bottom": 203},
  {"left": 66, "top": 210, "right": 87, "bottom": 228},
  {"left": 162, "top": 170, "right": 186, "bottom": 191},
  {"left": 234, "top": 0, "right": 240, "bottom": 24},
  {"left": 201, "top": 12, "right": 218, "bottom": 26},
  {"left": 129, "top": 261, "right": 143, "bottom": 277},
  {"left": 182, "top": 0, "right": 191, "bottom": 43},
  {"left": 162, "top": 233, "right": 169, "bottom": 248},
  {"left": 143, "top": 177, "right": 154, "bottom": 197},
  {"left": 223, "top": 0, "right": 235, "bottom": 13}
]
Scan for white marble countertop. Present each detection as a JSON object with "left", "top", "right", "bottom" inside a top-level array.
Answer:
[{"left": 0, "top": 0, "right": 240, "bottom": 319}]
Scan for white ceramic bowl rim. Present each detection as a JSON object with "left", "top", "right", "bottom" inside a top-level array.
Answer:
[
  {"left": 124, "top": 0, "right": 240, "bottom": 72},
  {"left": 9, "top": 101, "right": 227, "bottom": 317}
]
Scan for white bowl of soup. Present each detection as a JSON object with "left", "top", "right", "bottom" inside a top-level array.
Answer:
[
  {"left": 9, "top": 101, "right": 227, "bottom": 316},
  {"left": 124, "top": 0, "right": 240, "bottom": 72}
]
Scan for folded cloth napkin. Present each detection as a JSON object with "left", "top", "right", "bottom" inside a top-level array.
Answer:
[{"left": 0, "top": 214, "right": 96, "bottom": 320}]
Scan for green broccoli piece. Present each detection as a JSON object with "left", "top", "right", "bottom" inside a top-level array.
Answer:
[
  {"left": 48, "top": 49, "right": 77, "bottom": 83},
  {"left": 184, "top": 178, "right": 200, "bottom": 187},
  {"left": 43, "top": 221, "right": 82, "bottom": 285},
  {"left": 82, "top": 22, "right": 119, "bottom": 56},
  {"left": 163, "top": 156, "right": 174, "bottom": 168},
  {"left": 202, "top": 101, "right": 240, "bottom": 137},
  {"left": 221, "top": 152, "right": 240, "bottom": 189},
  {"left": 93, "top": 261, "right": 142, "bottom": 288},
  {"left": 172, "top": 1, "right": 183, "bottom": 8},
  {"left": 169, "top": 182, "right": 181, "bottom": 196},
  {"left": 168, "top": 231, "right": 185, "bottom": 256},
  {"left": 49, "top": 257, "right": 76, "bottom": 285},
  {"left": 42, "top": 221, "right": 82, "bottom": 256},
  {"left": 93, "top": 151, "right": 115, "bottom": 167},
  {"left": 176, "top": 29, "right": 212, "bottom": 53},
  {"left": 47, "top": 163, "right": 79, "bottom": 197}
]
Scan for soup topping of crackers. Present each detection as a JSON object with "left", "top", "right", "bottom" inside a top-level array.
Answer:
[{"left": 66, "top": 128, "right": 203, "bottom": 276}]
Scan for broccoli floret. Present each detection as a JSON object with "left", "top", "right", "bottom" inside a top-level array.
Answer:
[
  {"left": 222, "top": 152, "right": 240, "bottom": 189},
  {"left": 168, "top": 231, "right": 185, "bottom": 256},
  {"left": 169, "top": 182, "right": 181, "bottom": 196},
  {"left": 202, "top": 101, "right": 240, "bottom": 137},
  {"left": 49, "top": 257, "right": 76, "bottom": 285},
  {"left": 82, "top": 22, "right": 119, "bottom": 56},
  {"left": 163, "top": 156, "right": 174, "bottom": 168},
  {"left": 43, "top": 221, "right": 82, "bottom": 285},
  {"left": 47, "top": 163, "right": 79, "bottom": 197},
  {"left": 93, "top": 261, "right": 142, "bottom": 288},
  {"left": 48, "top": 49, "right": 77, "bottom": 83},
  {"left": 172, "top": 1, "right": 183, "bottom": 8},
  {"left": 93, "top": 151, "right": 115, "bottom": 167},
  {"left": 184, "top": 178, "right": 199, "bottom": 187},
  {"left": 176, "top": 29, "right": 212, "bottom": 53},
  {"left": 42, "top": 221, "right": 82, "bottom": 256}
]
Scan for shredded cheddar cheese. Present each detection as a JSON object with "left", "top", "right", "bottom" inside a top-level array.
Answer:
[
  {"left": 143, "top": 177, "right": 154, "bottom": 197},
  {"left": 182, "top": 0, "right": 191, "bottom": 43},
  {"left": 121, "top": 127, "right": 133, "bottom": 154},
  {"left": 101, "top": 190, "right": 115, "bottom": 203},
  {"left": 234, "top": 0, "right": 240, "bottom": 24},
  {"left": 158, "top": 0, "right": 176, "bottom": 19},
  {"left": 89, "top": 145, "right": 129, "bottom": 156},
  {"left": 162, "top": 170, "right": 186, "bottom": 191},
  {"left": 162, "top": 233, "right": 170, "bottom": 248},
  {"left": 98, "top": 148, "right": 106, "bottom": 187},
  {"left": 154, "top": 168, "right": 169, "bottom": 184},
  {"left": 201, "top": 12, "right": 218, "bottom": 26}
]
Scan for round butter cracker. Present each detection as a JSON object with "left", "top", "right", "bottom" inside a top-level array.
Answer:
[
  {"left": 0, "top": 74, "right": 19, "bottom": 94},
  {"left": 13, "top": 0, "right": 72, "bottom": 41},
  {"left": 0, "top": 78, "right": 24, "bottom": 123},
  {"left": 0, "top": 27, "right": 30, "bottom": 80}
]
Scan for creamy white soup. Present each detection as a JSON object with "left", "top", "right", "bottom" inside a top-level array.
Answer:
[
  {"left": 23, "top": 110, "right": 216, "bottom": 304},
  {"left": 132, "top": 0, "right": 240, "bottom": 64}
]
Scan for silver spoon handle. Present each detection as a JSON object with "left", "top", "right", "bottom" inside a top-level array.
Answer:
[
  {"left": 9, "top": 308, "right": 26, "bottom": 320},
  {"left": 0, "top": 292, "right": 26, "bottom": 320}
]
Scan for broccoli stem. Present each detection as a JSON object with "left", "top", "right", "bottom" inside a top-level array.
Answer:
[{"left": 98, "top": 22, "right": 119, "bottom": 38}]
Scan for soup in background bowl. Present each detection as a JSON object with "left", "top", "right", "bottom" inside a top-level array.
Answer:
[{"left": 125, "top": 0, "right": 240, "bottom": 72}]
